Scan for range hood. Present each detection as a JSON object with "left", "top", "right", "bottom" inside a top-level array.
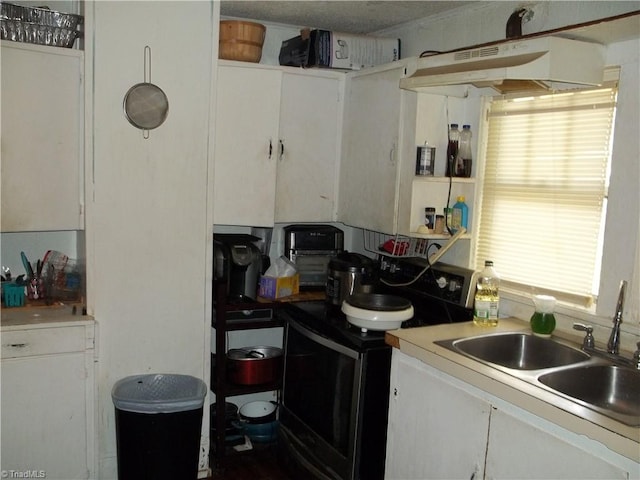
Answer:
[{"left": 400, "top": 36, "right": 606, "bottom": 94}]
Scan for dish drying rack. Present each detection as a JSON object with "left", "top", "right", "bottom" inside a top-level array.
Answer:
[{"left": 363, "top": 228, "right": 466, "bottom": 263}]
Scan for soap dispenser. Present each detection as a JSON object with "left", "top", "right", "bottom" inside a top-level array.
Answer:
[{"left": 530, "top": 295, "right": 557, "bottom": 336}]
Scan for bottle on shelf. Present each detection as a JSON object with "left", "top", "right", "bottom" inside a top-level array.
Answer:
[
  {"left": 473, "top": 260, "right": 500, "bottom": 327},
  {"left": 451, "top": 196, "right": 468, "bottom": 233},
  {"left": 424, "top": 207, "right": 436, "bottom": 232},
  {"left": 457, "top": 124, "right": 472, "bottom": 177},
  {"left": 446, "top": 124, "right": 460, "bottom": 177}
]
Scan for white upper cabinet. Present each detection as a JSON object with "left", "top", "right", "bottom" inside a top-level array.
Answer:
[
  {"left": 338, "top": 63, "right": 416, "bottom": 235},
  {"left": 213, "top": 64, "right": 282, "bottom": 227},
  {"left": 213, "top": 63, "right": 343, "bottom": 226},
  {"left": 275, "top": 72, "right": 342, "bottom": 223},
  {"left": 1, "top": 42, "right": 84, "bottom": 232}
]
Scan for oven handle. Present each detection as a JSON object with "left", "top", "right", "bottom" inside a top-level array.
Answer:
[{"left": 286, "top": 315, "right": 360, "bottom": 360}]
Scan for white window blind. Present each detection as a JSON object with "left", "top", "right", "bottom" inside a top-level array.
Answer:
[{"left": 476, "top": 86, "right": 618, "bottom": 307}]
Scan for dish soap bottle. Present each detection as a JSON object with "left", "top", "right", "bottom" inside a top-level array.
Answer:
[
  {"left": 451, "top": 196, "right": 468, "bottom": 233},
  {"left": 530, "top": 295, "right": 557, "bottom": 336},
  {"left": 473, "top": 260, "right": 500, "bottom": 327}
]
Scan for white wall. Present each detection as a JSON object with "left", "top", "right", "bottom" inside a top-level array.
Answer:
[
  {"left": 85, "top": 2, "right": 217, "bottom": 477},
  {"left": 378, "top": 1, "right": 640, "bottom": 56}
]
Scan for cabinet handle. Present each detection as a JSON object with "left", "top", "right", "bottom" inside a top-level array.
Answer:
[
  {"left": 279, "top": 140, "right": 284, "bottom": 160},
  {"left": 7, "top": 343, "right": 27, "bottom": 348},
  {"left": 268, "top": 140, "right": 273, "bottom": 159},
  {"left": 389, "top": 143, "right": 396, "bottom": 165}
]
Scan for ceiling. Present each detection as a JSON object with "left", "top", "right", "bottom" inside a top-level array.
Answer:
[{"left": 220, "top": 1, "right": 478, "bottom": 34}]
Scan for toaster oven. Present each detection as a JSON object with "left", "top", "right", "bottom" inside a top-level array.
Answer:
[{"left": 283, "top": 225, "right": 344, "bottom": 288}]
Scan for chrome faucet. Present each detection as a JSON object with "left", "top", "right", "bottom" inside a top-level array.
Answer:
[
  {"left": 607, "top": 280, "right": 626, "bottom": 355},
  {"left": 573, "top": 280, "right": 640, "bottom": 369}
]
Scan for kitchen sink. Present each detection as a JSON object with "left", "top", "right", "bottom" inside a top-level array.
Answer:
[
  {"left": 436, "top": 331, "right": 640, "bottom": 427},
  {"left": 538, "top": 365, "right": 640, "bottom": 425},
  {"left": 436, "top": 332, "right": 590, "bottom": 370}
]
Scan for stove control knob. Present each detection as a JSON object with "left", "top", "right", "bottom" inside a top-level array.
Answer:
[
  {"left": 436, "top": 276, "right": 448, "bottom": 289},
  {"left": 449, "top": 279, "right": 461, "bottom": 292}
]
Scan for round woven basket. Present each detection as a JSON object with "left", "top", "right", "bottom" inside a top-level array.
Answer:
[{"left": 219, "top": 20, "right": 266, "bottom": 63}]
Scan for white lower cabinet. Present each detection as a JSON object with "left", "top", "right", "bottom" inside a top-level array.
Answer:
[
  {"left": 385, "top": 349, "right": 635, "bottom": 480},
  {"left": 385, "top": 349, "right": 490, "bottom": 479},
  {"left": 1, "top": 322, "right": 95, "bottom": 479}
]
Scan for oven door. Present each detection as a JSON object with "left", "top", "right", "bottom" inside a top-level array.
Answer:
[{"left": 281, "top": 316, "right": 361, "bottom": 480}]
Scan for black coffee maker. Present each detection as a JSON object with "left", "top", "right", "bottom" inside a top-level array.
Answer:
[{"left": 214, "top": 234, "right": 264, "bottom": 301}]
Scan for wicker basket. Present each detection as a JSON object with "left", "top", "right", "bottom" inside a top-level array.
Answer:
[{"left": 219, "top": 20, "right": 266, "bottom": 63}]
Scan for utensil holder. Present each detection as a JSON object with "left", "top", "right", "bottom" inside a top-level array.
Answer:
[{"left": 3, "top": 283, "right": 25, "bottom": 307}]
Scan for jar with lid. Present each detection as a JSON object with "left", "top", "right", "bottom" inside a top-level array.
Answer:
[
  {"left": 416, "top": 142, "right": 435, "bottom": 176},
  {"left": 424, "top": 207, "right": 436, "bottom": 232}
]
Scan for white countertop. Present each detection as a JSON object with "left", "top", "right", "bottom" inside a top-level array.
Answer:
[
  {"left": 1, "top": 304, "right": 94, "bottom": 330},
  {"left": 385, "top": 317, "right": 640, "bottom": 462}
]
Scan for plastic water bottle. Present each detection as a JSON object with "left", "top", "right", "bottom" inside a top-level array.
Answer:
[
  {"left": 457, "top": 124, "right": 472, "bottom": 177},
  {"left": 451, "top": 196, "right": 468, "bottom": 233},
  {"left": 474, "top": 261, "right": 500, "bottom": 327},
  {"left": 446, "top": 124, "right": 460, "bottom": 177}
]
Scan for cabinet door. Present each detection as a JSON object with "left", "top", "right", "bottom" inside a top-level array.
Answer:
[
  {"left": 338, "top": 66, "right": 405, "bottom": 234},
  {"left": 1, "top": 352, "right": 89, "bottom": 479},
  {"left": 1, "top": 42, "right": 83, "bottom": 232},
  {"left": 213, "top": 66, "right": 281, "bottom": 227},
  {"left": 385, "top": 350, "right": 490, "bottom": 480},
  {"left": 486, "top": 408, "right": 631, "bottom": 480},
  {"left": 275, "top": 73, "right": 341, "bottom": 223}
]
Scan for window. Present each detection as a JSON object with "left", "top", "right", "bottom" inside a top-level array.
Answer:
[{"left": 475, "top": 81, "right": 618, "bottom": 308}]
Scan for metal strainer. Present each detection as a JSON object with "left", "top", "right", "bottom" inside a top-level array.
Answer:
[{"left": 123, "top": 46, "right": 169, "bottom": 138}]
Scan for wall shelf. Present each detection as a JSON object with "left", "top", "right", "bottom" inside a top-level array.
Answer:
[{"left": 412, "top": 176, "right": 475, "bottom": 184}]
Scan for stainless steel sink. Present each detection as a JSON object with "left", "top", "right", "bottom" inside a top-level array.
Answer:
[
  {"left": 538, "top": 365, "right": 640, "bottom": 425},
  {"left": 435, "top": 331, "right": 640, "bottom": 426},
  {"left": 436, "top": 332, "right": 590, "bottom": 370}
]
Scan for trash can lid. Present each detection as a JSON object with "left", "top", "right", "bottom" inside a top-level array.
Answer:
[{"left": 112, "top": 374, "right": 207, "bottom": 414}]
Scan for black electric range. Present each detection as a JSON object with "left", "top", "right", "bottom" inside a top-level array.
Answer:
[
  {"left": 281, "top": 260, "right": 476, "bottom": 351},
  {"left": 378, "top": 258, "right": 476, "bottom": 327},
  {"left": 280, "top": 300, "right": 388, "bottom": 350}
]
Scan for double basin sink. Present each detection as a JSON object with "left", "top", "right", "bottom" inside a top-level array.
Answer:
[{"left": 435, "top": 332, "right": 640, "bottom": 427}]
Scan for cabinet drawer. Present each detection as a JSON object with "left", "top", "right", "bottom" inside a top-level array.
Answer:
[{"left": 1, "top": 326, "right": 87, "bottom": 358}]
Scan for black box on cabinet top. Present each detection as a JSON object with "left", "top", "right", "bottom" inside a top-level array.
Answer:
[{"left": 279, "top": 29, "right": 400, "bottom": 70}]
